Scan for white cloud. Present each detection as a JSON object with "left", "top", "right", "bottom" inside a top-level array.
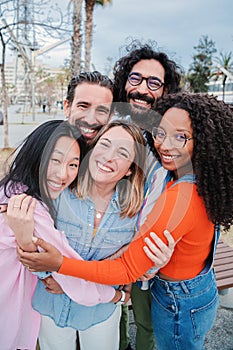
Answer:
[{"left": 7, "top": 0, "right": 233, "bottom": 73}]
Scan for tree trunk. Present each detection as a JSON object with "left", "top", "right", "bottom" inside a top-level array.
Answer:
[
  {"left": 70, "top": 0, "right": 83, "bottom": 77},
  {"left": 0, "top": 34, "right": 9, "bottom": 148},
  {"left": 84, "top": 0, "right": 95, "bottom": 71},
  {"left": 222, "top": 75, "right": 227, "bottom": 102}
]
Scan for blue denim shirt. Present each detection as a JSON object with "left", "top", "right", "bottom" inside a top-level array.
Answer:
[{"left": 32, "top": 187, "right": 137, "bottom": 330}]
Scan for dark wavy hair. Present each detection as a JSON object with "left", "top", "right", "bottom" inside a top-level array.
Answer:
[
  {"left": 113, "top": 40, "right": 183, "bottom": 103},
  {"left": 0, "top": 120, "right": 87, "bottom": 218},
  {"left": 66, "top": 71, "right": 114, "bottom": 106},
  {"left": 153, "top": 92, "right": 233, "bottom": 231}
]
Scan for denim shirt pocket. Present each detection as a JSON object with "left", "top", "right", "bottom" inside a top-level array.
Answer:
[{"left": 56, "top": 218, "right": 83, "bottom": 251}]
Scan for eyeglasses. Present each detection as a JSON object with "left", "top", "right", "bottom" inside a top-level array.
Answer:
[
  {"left": 152, "top": 127, "right": 193, "bottom": 148},
  {"left": 128, "top": 72, "right": 164, "bottom": 91}
]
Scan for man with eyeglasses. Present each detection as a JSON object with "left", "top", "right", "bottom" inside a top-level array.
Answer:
[{"left": 113, "top": 40, "right": 183, "bottom": 350}]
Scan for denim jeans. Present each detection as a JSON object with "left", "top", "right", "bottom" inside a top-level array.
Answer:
[{"left": 150, "top": 268, "right": 219, "bottom": 350}]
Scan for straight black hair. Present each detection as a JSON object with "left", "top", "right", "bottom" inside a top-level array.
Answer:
[{"left": 0, "top": 120, "right": 86, "bottom": 217}]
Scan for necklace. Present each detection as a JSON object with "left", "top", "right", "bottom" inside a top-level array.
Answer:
[{"left": 96, "top": 211, "right": 102, "bottom": 219}]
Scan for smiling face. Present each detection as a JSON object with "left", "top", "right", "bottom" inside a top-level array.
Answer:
[
  {"left": 125, "top": 59, "right": 165, "bottom": 114},
  {"left": 88, "top": 126, "right": 136, "bottom": 187},
  {"left": 46, "top": 136, "right": 80, "bottom": 199},
  {"left": 154, "top": 107, "right": 194, "bottom": 179},
  {"left": 64, "top": 83, "right": 113, "bottom": 143}
]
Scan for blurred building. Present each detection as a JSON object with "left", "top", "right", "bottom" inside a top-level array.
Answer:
[
  {"left": 1, "top": 58, "right": 67, "bottom": 105},
  {"left": 207, "top": 68, "right": 233, "bottom": 105}
]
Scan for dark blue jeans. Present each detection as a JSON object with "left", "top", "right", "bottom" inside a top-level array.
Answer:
[{"left": 150, "top": 268, "right": 219, "bottom": 350}]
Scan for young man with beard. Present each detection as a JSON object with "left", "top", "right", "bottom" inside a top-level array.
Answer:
[
  {"left": 64, "top": 71, "right": 114, "bottom": 143},
  {"left": 113, "top": 40, "right": 183, "bottom": 350}
]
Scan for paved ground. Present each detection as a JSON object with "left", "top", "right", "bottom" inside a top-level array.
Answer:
[
  {"left": 0, "top": 104, "right": 65, "bottom": 149},
  {"left": 128, "top": 288, "right": 233, "bottom": 350}
]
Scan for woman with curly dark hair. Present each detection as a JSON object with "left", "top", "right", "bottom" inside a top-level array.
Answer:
[{"left": 17, "top": 93, "right": 233, "bottom": 350}]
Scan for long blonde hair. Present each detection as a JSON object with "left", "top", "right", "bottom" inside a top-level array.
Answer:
[{"left": 77, "top": 120, "right": 146, "bottom": 218}]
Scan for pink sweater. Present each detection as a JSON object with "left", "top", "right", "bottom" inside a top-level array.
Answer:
[{"left": 0, "top": 188, "right": 115, "bottom": 350}]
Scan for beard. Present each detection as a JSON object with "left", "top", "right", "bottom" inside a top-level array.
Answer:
[
  {"left": 130, "top": 108, "right": 162, "bottom": 132},
  {"left": 114, "top": 92, "right": 161, "bottom": 132},
  {"left": 127, "top": 91, "right": 156, "bottom": 129},
  {"left": 127, "top": 92, "right": 161, "bottom": 131}
]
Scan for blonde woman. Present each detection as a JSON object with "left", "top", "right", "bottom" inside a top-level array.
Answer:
[{"left": 17, "top": 121, "right": 146, "bottom": 350}]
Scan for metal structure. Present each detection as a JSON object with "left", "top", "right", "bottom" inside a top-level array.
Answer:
[{"left": 2, "top": 0, "right": 70, "bottom": 119}]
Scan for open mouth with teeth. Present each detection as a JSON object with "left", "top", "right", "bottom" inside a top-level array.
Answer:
[
  {"left": 132, "top": 98, "right": 151, "bottom": 109},
  {"left": 47, "top": 180, "right": 64, "bottom": 193},
  {"left": 79, "top": 126, "right": 97, "bottom": 136},
  {"left": 133, "top": 98, "right": 151, "bottom": 107},
  {"left": 96, "top": 161, "right": 113, "bottom": 173},
  {"left": 160, "top": 153, "right": 179, "bottom": 163}
]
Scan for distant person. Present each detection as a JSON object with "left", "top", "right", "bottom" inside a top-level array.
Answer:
[
  {"left": 42, "top": 98, "right": 46, "bottom": 113},
  {"left": 0, "top": 110, "right": 3, "bottom": 125}
]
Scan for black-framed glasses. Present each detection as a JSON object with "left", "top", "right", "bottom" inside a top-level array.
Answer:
[
  {"left": 152, "top": 127, "right": 193, "bottom": 148},
  {"left": 128, "top": 72, "right": 164, "bottom": 91}
]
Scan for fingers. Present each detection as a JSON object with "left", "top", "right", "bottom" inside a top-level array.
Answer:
[
  {"left": 17, "top": 246, "right": 39, "bottom": 268},
  {"left": 0, "top": 203, "right": 7, "bottom": 213},
  {"left": 149, "top": 231, "right": 175, "bottom": 257},
  {"left": 8, "top": 194, "right": 28, "bottom": 212},
  {"left": 17, "top": 246, "right": 37, "bottom": 260},
  {"left": 124, "top": 291, "right": 131, "bottom": 304},
  {"left": 21, "top": 197, "right": 36, "bottom": 218},
  {"left": 32, "top": 237, "right": 51, "bottom": 252},
  {"left": 143, "top": 245, "right": 160, "bottom": 263},
  {"left": 18, "top": 238, "right": 63, "bottom": 272},
  {"left": 164, "top": 229, "right": 176, "bottom": 248},
  {"left": 7, "top": 194, "right": 36, "bottom": 219},
  {"left": 143, "top": 230, "right": 175, "bottom": 269}
]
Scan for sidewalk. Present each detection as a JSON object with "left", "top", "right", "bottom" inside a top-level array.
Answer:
[
  {"left": 0, "top": 104, "right": 65, "bottom": 148},
  {"left": 128, "top": 288, "right": 233, "bottom": 350}
]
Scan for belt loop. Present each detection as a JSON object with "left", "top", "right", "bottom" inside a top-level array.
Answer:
[{"left": 180, "top": 281, "right": 190, "bottom": 294}]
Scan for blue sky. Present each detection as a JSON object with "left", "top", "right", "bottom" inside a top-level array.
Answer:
[{"left": 9, "top": 0, "right": 233, "bottom": 74}]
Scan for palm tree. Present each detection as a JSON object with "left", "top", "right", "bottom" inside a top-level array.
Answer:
[
  {"left": 212, "top": 51, "right": 233, "bottom": 101},
  {"left": 84, "top": 0, "right": 112, "bottom": 71},
  {"left": 70, "top": 0, "right": 83, "bottom": 77}
]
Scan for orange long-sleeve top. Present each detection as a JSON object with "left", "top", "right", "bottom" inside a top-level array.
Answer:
[{"left": 59, "top": 181, "right": 214, "bottom": 285}]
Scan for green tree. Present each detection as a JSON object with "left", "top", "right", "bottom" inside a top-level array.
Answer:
[
  {"left": 187, "top": 35, "right": 217, "bottom": 92},
  {"left": 212, "top": 51, "right": 233, "bottom": 101}
]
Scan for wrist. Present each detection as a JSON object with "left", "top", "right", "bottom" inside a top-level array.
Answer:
[{"left": 115, "top": 290, "right": 126, "bottom": 305}]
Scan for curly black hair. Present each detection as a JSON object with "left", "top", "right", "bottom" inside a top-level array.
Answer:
[
  {"left": 113, "top": 39, "right": 183, "bottom": 103},
  {"left": 153, "top": 92, "right": 233, "bottom": 231}
]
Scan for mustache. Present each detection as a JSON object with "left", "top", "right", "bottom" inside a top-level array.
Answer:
[
  {"left": 75, "top": 121, "right": 102, "bottom": 132},
  {"left": 128, "top": 92, "right": 155, "bottom": 105}
]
